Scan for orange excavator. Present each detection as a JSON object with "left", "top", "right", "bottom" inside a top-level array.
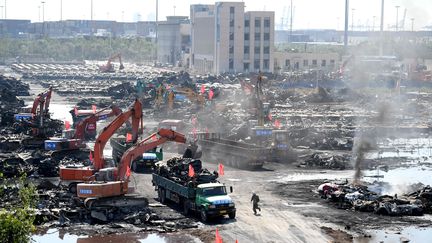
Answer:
[
  {"left": 76, "top": 128, "right": 186, "bottom": 208},
  {"left": 99, "top": 53, "right": 125, "bottom": 73},
  {"left": 59, "top": 99, "right": 143, "bottom": 192},
  {"left": 44, "top": 105, "right": 123, "bottom": 151},
  {"left": 70, "top": 105, "right": 123, "bottom": 140}
]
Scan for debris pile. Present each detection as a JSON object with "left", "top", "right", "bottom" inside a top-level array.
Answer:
[
  {"left": 299, "top": 153, "right": 351, "bottom": 170},
  {"left": 318, "top": 181, "right": 432, "bottom": 216},
  {"left": 0, "top": 75, "right": 29, "bottom": 126}
]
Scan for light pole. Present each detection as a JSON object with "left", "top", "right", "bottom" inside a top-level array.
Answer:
[
  {"left": 379, "top": 0, "right": 384, "bottom": 56},
  {"left": 351, "top": 8, "right": 355, "bottom": 31},
  {"left": 173, "top": 5, "right": 176, "bottom": 16},
  {"left": 4, "top": 0, "right": 6, "bottom": 19},
  {"left": 372, "top": 16, "right": 376, "bottom": 31},
  {"left": 395, "top": 5, "right": 400, "bottom": 31},
  {"left": 343, "top": 0, "right": 349, "bottom": 52},
  {"left": 411, "top": 18, "right": 414, "bottom": 32},
  {"left": 41, "top": 1, "right": 45, "bottom": 22},
  {"left": 38, "top": 5, "right": 40, "bottom": 22},
  {"left": 60, "top": 0, "right": 62, "bottom": 21}
]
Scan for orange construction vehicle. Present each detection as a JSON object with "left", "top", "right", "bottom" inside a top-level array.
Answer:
[
  {"left": 44, "top": 105, "right": 123, "bottom": 151},
  {"left": 59, "top": 100, "right": 143, "bottom": 191},
  {"left": 76, "top": 128, "right": 186, "bottom": 207},
  {"left": 70, "top": 105, "right": 123, "bottom": 140},
  {"left": 99, "top": 53, "right": 125, "bottom": 73}
]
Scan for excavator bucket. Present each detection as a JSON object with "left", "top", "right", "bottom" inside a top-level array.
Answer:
[{"left": 119, "top": 64, "right": 125, "bottom": 70}]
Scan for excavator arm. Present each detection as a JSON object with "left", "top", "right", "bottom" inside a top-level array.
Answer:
[
  {"left": 31, "top": 87, "right": 53, "bottom": 116},
  {"left": 73, "top": 105, "right": 123, "bottom": 140},
  {"left": 100, "top": 53, "right": 124, "bottom": 72},
  {"left": 93, "top": 100, "right": 142, "bottom": 171},
  {"left": 117, "top": 128, "right": 186, "bottom": 181}
]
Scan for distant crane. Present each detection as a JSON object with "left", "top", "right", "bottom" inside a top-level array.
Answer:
[{"left": 400, "top": 8, "right": 407, "bottom": 30}]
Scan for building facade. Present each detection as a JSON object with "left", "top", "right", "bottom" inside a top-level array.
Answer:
[
  {"left": 274, "top": 52, "right": 339, "bottom": 72},
  {"left": 157, "top": 16, "right": 190, "bottom": 66},
  {"left": 190, "top": 2, "right": 274, "bottom": 74}
]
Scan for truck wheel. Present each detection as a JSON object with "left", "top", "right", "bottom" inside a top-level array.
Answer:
[
  {"left": 158, "top": 188, "right": 166, "bottom": 204},
  {"left": 200, "top": 210, "right": 208, "bottom": 223},
  {"left": 229, "top": 212, "right": 236, "bottom": 219},
  {"left": 183, "top": 200, "right": 190, "bottom": 216},
  {"left": 68, "top": 182, "right": 78, "bottom": 194}
]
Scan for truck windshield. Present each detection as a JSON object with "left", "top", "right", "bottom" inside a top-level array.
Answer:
[{"left": 201, "top": 187, "right": 227, "bottom": 196}]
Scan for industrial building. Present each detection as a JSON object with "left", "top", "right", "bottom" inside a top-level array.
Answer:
[{"left": 157, "top": 16, "right": 190, "bottom": 66}]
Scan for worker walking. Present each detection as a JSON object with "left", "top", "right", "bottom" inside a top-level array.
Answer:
[{"left": 251, "top": 192, "right": 261, "bottom": 215}]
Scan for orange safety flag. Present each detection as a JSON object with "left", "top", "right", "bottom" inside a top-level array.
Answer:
[
  {"left": 200, "top": 84, "right": 205, "bottom": 94},
  {"left": 235, "top": 240, "right": 238, "bottom": 243},
  {"left": 215, "top": 228, "right": 222, "bottom": 243},
  {"left": 268, "top": 113, "right": 272, "bottom": 121},
  {"left": 64, "top": 120, "right": 71, "bottom": 130},
  {"left": 126, "top": 133, "right": 133, "bottom": 142},
  {"left": 125, "top": 165, "right": 131, "bottom": 177},
  {"left": 151, "top": 134, "right": 158, "bottom": 141},
  {"left": 188, "top": 164, "right": 195, "bottom": 177},
  {"left": 74, "top": 106, "right": 78, "bottom": 116},
  {"left": 209, "top": 89, "right": 214, "bottom": 100},
  {"left": 92, "top": 105, "right": 97, "bottom": 113},
  {"left": 274, "top": 119, "right": 281, "bottom": 128},
  {"left": 89, "top": 151, "right": 93, "bottom": 162},
  {"left": 218, "top": 163, "right": 224, "bottom": 176}
]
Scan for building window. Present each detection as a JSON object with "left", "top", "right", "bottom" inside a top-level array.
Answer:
[
  {"left": 264, "top": 33, "right": 270, "bottom": 41},
  {"left": 264, "top": 17, "right": 270, "bottom": 27},
  {"left": 330, "top": 59, "right": 335, "bottom": 66},
  {"left": 244, "top": 63, "right": 249, "bottom": 71},
  {"left": 321, "top": 60, "right": 326, "bottom": 67},
  {"left": 264, "top": 59, "right": 269, "bottom": 69},
  {"left": 254, "top": 46, "right": 260, "bottom": 54},
  {"left": 254, "top": 33, "right": 260, "bottom": 41},
  {"left": 245, "top": 20, "right": 250, "bottom": 27},
  {"left": 244, "top": 33, "right": 250, "bottom": 40},
  {"left": 303, "top": 60, "right": 308, "bottom": 67},
  {"left": 312, "top": 60, "right": 317, "bottom": 66},
  {"left": 230, "top": 19, "right": 234, "bottom": 27},
  {"left": 244, "top": 46, "right": 249, "bottom": 54},
  {"left": 285, "top": 59, "right": 290, "bottom": 67},
  {"left": 230, "top": 33, "right": 234, "bottom": 40},
  {"left": 255, "top": 17, "right": 261, "bottom": 27},
  {"left": 229, "top": 59, "right": 234, "bottom": 69},
  {"left": 263, "top": 46, "right": 269, "bottom": 54},
  {"left": 229, "top": 46, "right": 234, "bottom": 54},
  {"left": 254, "top": 59, "right": 260, "bottom": 70},
  {"left": 230, "top": 6, "right": 235, "bottom": 14}
]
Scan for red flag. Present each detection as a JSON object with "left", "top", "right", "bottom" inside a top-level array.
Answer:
[
  {"left": 64, "top": 120, "right": 71, "bottom": 130},
  {"left": 126, "top": 133, "right": 133, "bottom": 142},
  {"left": 215, "top": 228, "right": 222, "bottom": 243},
  {"left": 235, "top": 240, "right": 238, "bottom": 243},
  {"left": 268, "top": 113, "right": 272, "bottom": 121},
  {"left": 74, "top": 106, "right": 78, "bottom": 116},
  {"left": 191, "top": 117, "right": 197, "bottom": 125},
  {"left": 218, "top": 163, "right": 224, "bottom": 176},
  {"left": 125, "top": 165, "right": 131, "bottom": 177},
  {"left": 208, "top": 89, "right": 214, "bottom": 100},
  {"left": 151, "top": 135, "right": 158, "bottom": 141},
  {"left": 89, "top": 151, "right": 93, "bottom": 162},
  {"left": 188, "top": 164, "right": 195, "bottom": 177},
  {"left": 200, "top": 84, "right": 205, "bottom": 94},
  {"left": 92, "top": 105, "right": 97, "bottom": 113},
  {"left": 274, "top": 119, "right": 281, "bottom": 128}
]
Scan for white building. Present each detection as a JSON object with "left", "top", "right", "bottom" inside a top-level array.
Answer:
[{"left": 190, "top": 2, "right": 274, "bottom": 74}]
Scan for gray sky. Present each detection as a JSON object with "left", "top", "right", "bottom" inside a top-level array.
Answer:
[{"left": 2, "top": 0, "right": 431, "bottom": 30}]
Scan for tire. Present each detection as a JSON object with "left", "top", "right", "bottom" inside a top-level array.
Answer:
[
  {"left": 200, "top": 210, "right": 208, "bottom": 223},
  {"left": 158, "top": 188, "right": 166, "bottom": 204},
  {"left": 228, "top": 211, "right": 236, "bottom": 219},
  {"left": 183, "top": 200, "right": 190, "bottom": 216},
  {"left": 68, "top": 183, "right": 78, "bottom": 194}
]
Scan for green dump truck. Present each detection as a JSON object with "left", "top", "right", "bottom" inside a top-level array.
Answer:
[{"left": 152, "top": 173, "right": 236, "bottom": 222}]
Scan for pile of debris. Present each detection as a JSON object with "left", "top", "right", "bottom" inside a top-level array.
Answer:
[
  {"left": 318, "top": 181, "right": 432, "bottom": 216},
  {"left": 156, "top": 157, "right": 219, "bottom": 185},
  {"left": 298, "top": 152, "right": 351, "bottom": 170},
  {"left": 0, "top": 75, "right": 29, "bottom": 127}
]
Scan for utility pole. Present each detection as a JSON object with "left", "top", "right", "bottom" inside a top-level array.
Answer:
[
  {"left": 379, "top": 0, "right": 384, "bottom": 56},
  {"left": 289, "top": 0, "right": 293, "bottom": 43},
  {"left": 411, "top": 18, "right": 414, "bottom": 31},
  {"left": 395, "top": 5, "right": 400, "bottom": 31},
  {"left": 155, "top": 0, "right": 158, "bottom": 62},
  {"left": 343, "top": 0, "right": 349, "bottom": 53}
]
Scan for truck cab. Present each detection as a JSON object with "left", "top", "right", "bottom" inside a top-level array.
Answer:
[{"left": 194, "top": 183, "right": 236, "bottom": 222}]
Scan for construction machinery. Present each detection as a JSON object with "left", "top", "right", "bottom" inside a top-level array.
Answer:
[
  {"left": 175, "top": 87, "right": 206, "bottom": 108},
  {"left": 44, "top": 105, "right": 123, "bottom": 152},
  {"left": 70, "top": 105, "right": 123, "bottom": 140},
  {"left": 99, "top": 53, "right": 125, "bottom": 73},
  {"left": 76, "top": 128, "right": 187, "bottom": 208},
  {"left": 59, "top": 99, "right": 143, "bottom": 191}
]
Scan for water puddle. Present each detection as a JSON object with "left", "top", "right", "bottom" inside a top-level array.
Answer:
[
  {"left": 32, "top": 229, "right": 201, "bottom": 243},
  {"left": 354, "top": 226, "right": 432, "bottom": 243}
]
